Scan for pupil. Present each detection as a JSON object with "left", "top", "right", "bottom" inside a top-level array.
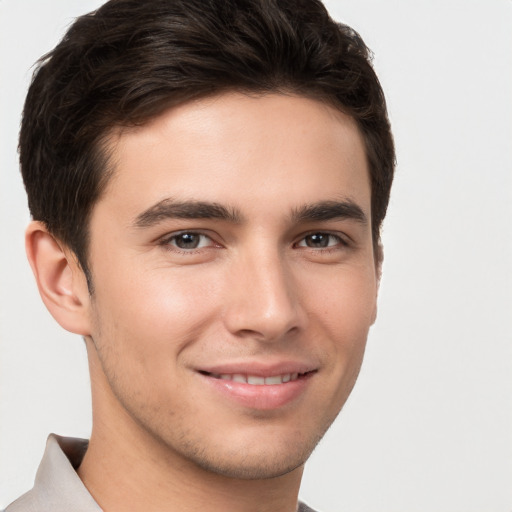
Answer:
[
  {"left": 176, "top": 233, "right": 199, "bottom": 249},
  {"left": 308, "top": 233, "right": 328, "bottom": 248}
]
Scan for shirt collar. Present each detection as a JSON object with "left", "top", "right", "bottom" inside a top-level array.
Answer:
[{"left": 10, "top": 434, "right": 102, "bottom": 512}]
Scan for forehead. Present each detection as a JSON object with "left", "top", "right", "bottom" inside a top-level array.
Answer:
[{"left": 98, "top": 92, "right": 370, "bottom": 222}]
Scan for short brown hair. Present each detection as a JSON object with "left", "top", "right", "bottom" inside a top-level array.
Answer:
[{"left": 20, "top": 0, "right": 395, "bottom": 285}]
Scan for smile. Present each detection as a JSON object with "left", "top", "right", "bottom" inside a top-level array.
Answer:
[
  {"left": 204, "top": 372, "right": 309, "bottom": 385},
  {"left": 199, "top": 368, "right": 315, "bottom": 410}
]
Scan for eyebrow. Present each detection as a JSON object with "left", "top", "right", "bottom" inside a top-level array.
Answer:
[
  {"left": 133, "top": 198, "right": 243, "bottom": 228},
  {"left": 292, "top": 200, "right": 368, "bottom": 225},
  {"left": 133, "top": 197, "right": 367, "bottom": 229}
]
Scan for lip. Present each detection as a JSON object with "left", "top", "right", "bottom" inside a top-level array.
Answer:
[
  {"left": 198, "top": 360, "right": 317, "bottom": 377},
  {"left": 196, "top": 360, "right": 317, "bottom": 410}
]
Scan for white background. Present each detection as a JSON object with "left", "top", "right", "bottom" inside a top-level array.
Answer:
[{"left": 1, "top": 1, "right": 511, "bottom": 510}]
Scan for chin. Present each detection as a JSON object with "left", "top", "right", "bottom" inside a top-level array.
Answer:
[
  {"left": 163, "top": 421, "right": 330, "bottom": 481},
  {"left": 188, "top": 447, "right": 309, "bottom": 480}
]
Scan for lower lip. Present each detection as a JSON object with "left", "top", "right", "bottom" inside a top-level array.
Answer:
[{"left": 199, "top": 373, "right": 313, "bottom": 410}]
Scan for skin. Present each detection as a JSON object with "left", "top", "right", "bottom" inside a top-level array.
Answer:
[{"left": 27, "top": 92, "right": 379, "bottom": 512}]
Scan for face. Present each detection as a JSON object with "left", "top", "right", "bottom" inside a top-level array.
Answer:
[{"left": 84, "top": 92, "right": 378, "bottom": 479}]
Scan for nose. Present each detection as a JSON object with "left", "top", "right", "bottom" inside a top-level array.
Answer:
[{"left": 222, "top": 248, "right": 306, "bottom": 341}]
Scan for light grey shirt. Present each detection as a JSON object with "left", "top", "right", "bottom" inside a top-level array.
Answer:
[{"left": 5, "top": 434, "right": 318, "bottom": 512}]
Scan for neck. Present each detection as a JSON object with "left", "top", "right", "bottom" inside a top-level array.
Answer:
[{"left": 78, "top": 415, "right": 303, "bottom": 512}]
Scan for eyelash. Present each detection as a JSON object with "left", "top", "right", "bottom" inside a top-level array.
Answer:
[
  {"left": 159, "top": 231, "right": 219, "bottom": 254},
  {"left": 294, "top": 231, "right": 349, "bottom": 251},
  {"left": 159, "top": 230, "right": 350, "bottom": 255}
]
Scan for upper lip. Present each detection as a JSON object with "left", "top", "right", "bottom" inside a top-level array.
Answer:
[{"left": 196, "top": 360, "right": 318, "bottom": 377}]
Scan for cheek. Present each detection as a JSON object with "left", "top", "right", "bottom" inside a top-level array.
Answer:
[
  {"left": 89, "top": 261, "right": 222, "bottom": 366},
  {"left": 300, "top": 264, "right": 376, "bottom": 394},
  {"left": 303, "top": 264, "right": 377, "bottom": 336}
]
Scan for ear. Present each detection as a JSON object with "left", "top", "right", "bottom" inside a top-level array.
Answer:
[
  {"left": 371, "top": 241, "right": 384, "bottom": 325},
  {"left": 25, "top": 221, "right": 92, "bottom": 336}
]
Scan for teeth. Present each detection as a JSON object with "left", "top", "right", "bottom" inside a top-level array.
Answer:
[
  {"left": 211, "top": 372, "right": 304, "bottom": 385},
  {"left": 247, "top": 376, "right": 265, "bottom": 385}
]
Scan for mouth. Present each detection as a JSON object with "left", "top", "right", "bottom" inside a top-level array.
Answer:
[
  {"left": 198, "top": 370, "right": 315, "bottom": 385},
  {"left": 197, "top": 368, "right": 317, "bottom": 410}
]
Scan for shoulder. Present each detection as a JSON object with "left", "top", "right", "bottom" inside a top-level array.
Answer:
[{"left": 3, "top": 490, "right": 40, "bottom": 512}]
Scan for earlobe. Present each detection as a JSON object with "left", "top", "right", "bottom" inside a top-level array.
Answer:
[
  {"left": 370, "top": 300, "right": 378, "bottom": 326},
  {"left": 371, "top": 242, "right": 384, "bottom": 326},
  {"left": 25, "top": 221, "right": 92, "bottom": 336}
]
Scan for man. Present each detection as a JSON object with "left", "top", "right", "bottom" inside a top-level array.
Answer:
[{"left": 6, "top": 0, "right": 394, "bottom": 510}]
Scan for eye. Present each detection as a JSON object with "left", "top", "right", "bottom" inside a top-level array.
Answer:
[
  {"left": 164, "top": 232, "right": 214, "bottom": 250},
  {"left": 296, "top": 232, "right": 345, "bottom": 249}
]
